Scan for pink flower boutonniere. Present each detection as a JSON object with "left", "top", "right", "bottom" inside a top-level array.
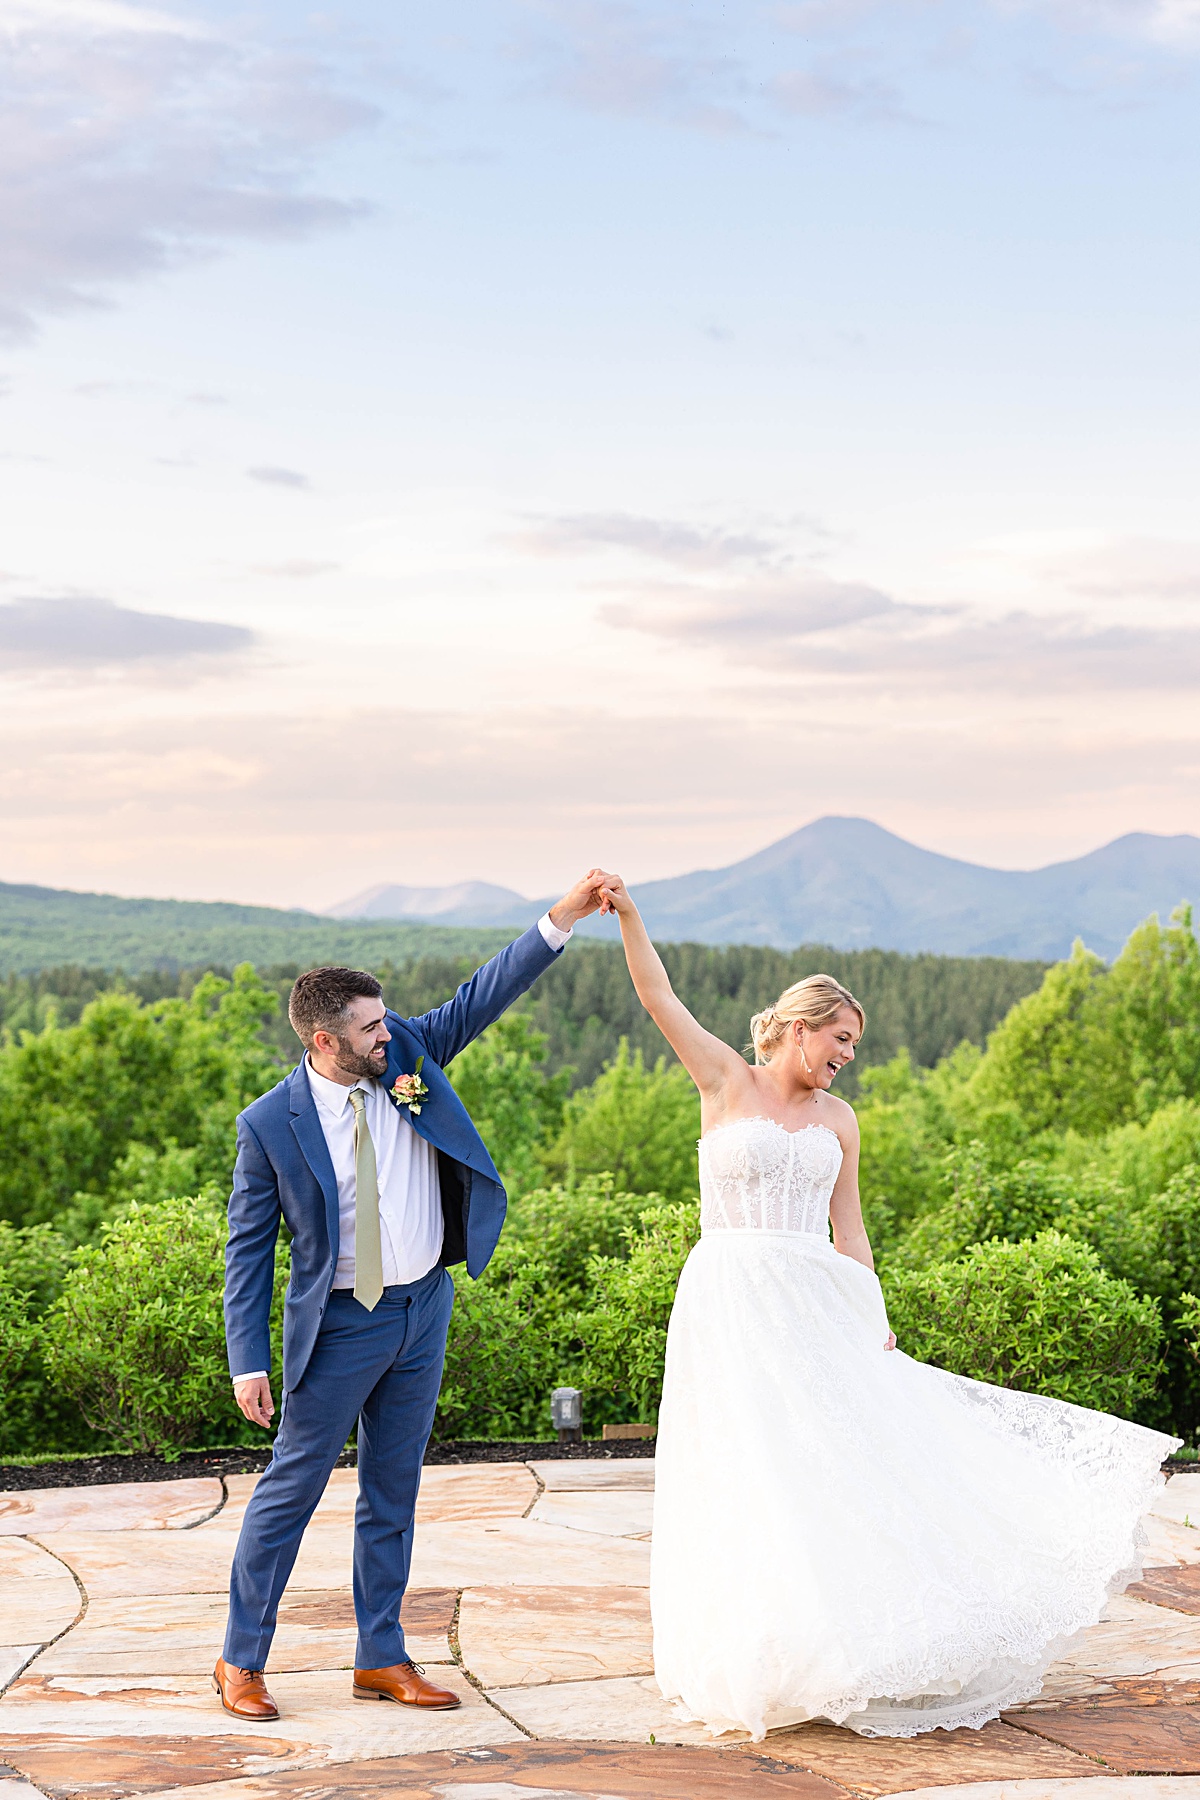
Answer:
[{"left": 390, "top": 1055, "right": 429, "bottom": 1116}]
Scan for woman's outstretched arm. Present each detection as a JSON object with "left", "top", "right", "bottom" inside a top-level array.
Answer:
[{"left": 598, "top": 875, "right": 748, "bottom": 1105}]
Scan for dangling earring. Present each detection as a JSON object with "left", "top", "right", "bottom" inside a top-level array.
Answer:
[{"left": 797, "top": 1026, "right": 813, "bottom": 1075}]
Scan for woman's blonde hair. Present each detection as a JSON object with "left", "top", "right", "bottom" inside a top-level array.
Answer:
[{"left": 749, "top": 974, "right": 865, "bottom": 1065}]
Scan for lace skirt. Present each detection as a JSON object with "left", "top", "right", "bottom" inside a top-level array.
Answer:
[{"left": 651, "top": 1228, "right": 1177, "bottom": 1740}]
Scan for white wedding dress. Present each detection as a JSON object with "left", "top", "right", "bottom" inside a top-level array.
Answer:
[{"left": 651, "top": 1116, "right": 1178, "bottom": 1740}]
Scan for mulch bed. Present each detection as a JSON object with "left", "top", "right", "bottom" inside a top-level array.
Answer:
[
  {"left": 0, "top": 1442, "right": 1190, "bottom": 1494},
  {"left": 0, "top": 1437, "right": 656, "bottom": 1491}
]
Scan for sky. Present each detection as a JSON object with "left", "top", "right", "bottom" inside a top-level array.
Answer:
[{"left": 1, "top": 0, "right": 1198, "bottom": 913}]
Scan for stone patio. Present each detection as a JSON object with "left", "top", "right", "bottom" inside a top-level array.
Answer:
[{"left": 2, "top": 1459, "right": 1200, "bottom": 1799}]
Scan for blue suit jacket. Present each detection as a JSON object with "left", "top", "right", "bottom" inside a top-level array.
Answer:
[{"left": 223, "top": 922, "right": 561, "bottom": 1391}]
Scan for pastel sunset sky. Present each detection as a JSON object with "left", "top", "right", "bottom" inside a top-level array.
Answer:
[{"left": 2, "top": 0, "right": 1198, "bottom": 911}]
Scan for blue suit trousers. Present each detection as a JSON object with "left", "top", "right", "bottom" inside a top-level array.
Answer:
[{"left": 223, "top": 1265, "right": 454, "bottom": 1671}]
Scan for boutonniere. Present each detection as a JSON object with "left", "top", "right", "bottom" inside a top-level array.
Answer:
[{"left": 390, "top": 1056, "right": 429, "bottom": 1115}]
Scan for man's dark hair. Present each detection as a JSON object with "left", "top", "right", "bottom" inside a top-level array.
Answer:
[{"left": 288, "top": 966, "right": 384, "bottom": 1050}]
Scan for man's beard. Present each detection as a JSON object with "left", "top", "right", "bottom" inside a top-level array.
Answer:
[{"left": 332, "top": 1044, "right": 388, "bottom": 1080}]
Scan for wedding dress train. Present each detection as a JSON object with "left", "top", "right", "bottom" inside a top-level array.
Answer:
[{"left": 650, "top": 1115, "right": 1177, "bottom": 1740}]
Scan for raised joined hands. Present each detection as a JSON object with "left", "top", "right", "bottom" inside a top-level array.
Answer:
[
  {"left": 596, "top": 873, "right": 632, "bottom": 917},
  {"left": 548, "top": 868, "right": 624, "bottom": 931}
]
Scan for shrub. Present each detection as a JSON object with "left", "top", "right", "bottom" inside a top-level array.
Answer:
[
  {"left": 0, "top": 1277, "right": 36, "bottom": 1392},
  {"left": 1179, "top": 1291, "right": 1200, "bottom": 1366},
  {"left": 577, "top": 1200, "right": 701, "bottom": 1426},
  {"left": 965, "top": 945, "right": 1120, "bottom": 1138},
  {"left": 889, "top": 1142, "right": 1073, "bottom": 1271},
  {"left": 883, "top": 1230, "right": 1164, "bottom": 1418},
  {"left": 43, "top": 1194, "right": 286, "bottom": 1459},
  {"left": 855, "top": 1052, "right": 953, "bottom": 1249},
  {"left": 0, "top": 1221, "right": 74, "bottom": 1311},
  {"left": 43, "top": 1196, "right": 229, "bottom": 1458},
  {"left": 1070, "top": 1165, "right": 1200, "bottom": 1434},
  {"left": 541, "top": 1041, "right": 701, "bottom": 1204},
  {"left": 960, "top": 909, "right": 1200, "bottom": 1146},
  {"left": 435, "top": 1242, "right": 568, "bottom": 1440},
  {"left": 1056, "top": 1099, "right": 1200, "bottom": 1210},
  {"left": 448, "top": 1013, "right": 571, "bottom": 1195},
  {"left": 0, "top": 1223, "right": 100, "bottom": 1459},
  {"left": 0, "top": 966, "right": 281, "bottom": 1230},
  {"left": 504, "top": 1175, "right": 660, "bottom": 1300},
  {"left": 1105, "top": 907, "right": 1200, "bottom": 1122}
]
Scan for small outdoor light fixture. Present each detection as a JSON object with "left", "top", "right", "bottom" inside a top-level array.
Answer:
[{"left": 551, "top": 1386, "right": 583, "bottom": 1445}]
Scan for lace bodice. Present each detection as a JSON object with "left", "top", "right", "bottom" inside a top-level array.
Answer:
[{"left": 698, "top": 1116, "right": 843, "bottom": 1236}]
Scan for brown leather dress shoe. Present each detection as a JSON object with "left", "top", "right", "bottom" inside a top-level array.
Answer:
[
  {"left": 352, "top": 1661, "right": 461, "bottom": 1708},
  {"left": 212, "top": 1657, "right": 280, "bottom": 1720}
]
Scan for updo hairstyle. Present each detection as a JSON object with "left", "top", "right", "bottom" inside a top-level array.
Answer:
[{"left": 749, "top": 974, "right": 865, "bottom": 1066}]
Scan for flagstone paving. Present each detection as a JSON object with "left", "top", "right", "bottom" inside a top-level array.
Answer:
[{"left": 3, "top": 1459, "right": 1200, "bottom": 1798}]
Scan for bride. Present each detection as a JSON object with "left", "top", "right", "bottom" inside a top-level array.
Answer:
[{"left": 596, "top": 875, "right": 1178, "bottom": 1741}]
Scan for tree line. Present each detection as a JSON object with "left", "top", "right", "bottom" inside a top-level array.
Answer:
[{"left": 0, "top": 937, "right": 1048, "bottom": 1098}]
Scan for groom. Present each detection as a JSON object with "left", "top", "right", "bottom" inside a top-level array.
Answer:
[{"left": 214, "top": 871, "right": 612, "bottom": 1721}]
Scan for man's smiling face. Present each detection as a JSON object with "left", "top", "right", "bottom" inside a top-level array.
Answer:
[{"left": 313, "top": 995, "right": 391, "bottom": 1080}]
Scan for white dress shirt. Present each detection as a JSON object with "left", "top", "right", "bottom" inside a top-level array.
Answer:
[
  {"left": 310, "top": 1060, "right": 444, "bottom": 1290},
  {"left": 232, "top": 911, "right": 571, "bottom": 1385}
]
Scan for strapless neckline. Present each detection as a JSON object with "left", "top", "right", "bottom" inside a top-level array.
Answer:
[
  {"left": 699, "top": 1116, "right": 841, "bottom": 1150},
  {"left": 697, "top": 1113, "right": 843, "bottom": 1238}
]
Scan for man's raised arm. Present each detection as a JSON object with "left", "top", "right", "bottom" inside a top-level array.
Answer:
[{"left": 411, "top": 869, "right": 615, "bottom": 1067}]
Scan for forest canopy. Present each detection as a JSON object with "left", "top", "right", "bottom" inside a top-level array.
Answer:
[{"left": 0, "top": 937, "right": 1048, "bottom": 1097}]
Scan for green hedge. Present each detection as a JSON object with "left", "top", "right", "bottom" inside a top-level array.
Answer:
[
  {"left": 0, "top": 1194, "right": 1184, "bottom": 1460},
  {"left": 36, "top": 1197, "right": 286, "bottom": 1461},
  {"left": 436, "top": 1177, "right": 672, "bottom": 1439},
  {"left": 577, "top": 1201, "right": 700, "bottom": 1425},
  {"left": 883, "top": 1230, "right": 1164, "bottom": 1416},
  {"left": 0, "top": 1222, "right": 101, "bottom": 1457}
]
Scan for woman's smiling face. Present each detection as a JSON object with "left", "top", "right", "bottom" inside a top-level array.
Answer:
[{"left": 790, "top": 1005, "right": 862, "bottom": 1087}]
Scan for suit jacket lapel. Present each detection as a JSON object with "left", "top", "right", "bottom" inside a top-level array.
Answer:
[
  {"left": 383, "top": 1016, "right": 495, "bottom": 1179},
  {"left": 287, "top": 1060, "right": 340, "bottom": 1250},
  {"left": 382, "top": 1027, "right": 435, "bottom": 1145}
]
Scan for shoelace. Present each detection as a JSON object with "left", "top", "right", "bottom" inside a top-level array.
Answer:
[{"left": 238, "top": 1668, "right": 265, "bottom": 1679}]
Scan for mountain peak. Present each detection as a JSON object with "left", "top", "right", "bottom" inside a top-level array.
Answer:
[{"left": 327, "top": 822, "right": 1200, "bottom": 960}]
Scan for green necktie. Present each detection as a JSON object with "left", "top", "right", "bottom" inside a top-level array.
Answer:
[{"left": 347, "top": 1088, "right": 383, "bottom": 1312}]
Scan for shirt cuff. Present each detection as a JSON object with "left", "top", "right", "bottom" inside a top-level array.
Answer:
[
  {"left": 232, "top": 1370, "right": 268, "bottom": 1385},
  {"left": 537, "top": 911, "right": 572, "bottom": 952}
]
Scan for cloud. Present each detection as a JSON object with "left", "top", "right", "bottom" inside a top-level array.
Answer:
[
  {"left": 601, "top": 577, "right": 902, "bottom": 639},
  {"left": 779, "top": 0, "right": 1200, "bottom": 51},
  {"left": 514, "top": 0, "right": 1200, "bottom": 150},
  {"left": 865, "top": 611, "right": 1200, "bottom": 688},
  {"left": 247, "top": 466, "right": 310, "bottom": 490},
  {"left": 517, "top": 0, "right": 929, "bottom": 133},
  {"left": 253, "top": 560, "right": 339, "bottom": 578},
  {"left": 770, "top": 65, "right": 912, "bottom": 122},
  {"left": 74, "top": 378, "right": 154, "bottom": 398},
  {"left": 1000, "top": 0, "right": 1200, "bottom": 47},
  {"left": 604, "top": 580, "right": 1200, "bottom": 690},
  {"left": 0, "top": 0, "right": 374, "bottom": 338},
  {"left": 1042, "top": 537, "right": 1200, "bottom": 602},
  {"left": 518, "top": 511, "right": 779, "bottom": 570},
  {"left": 0, "top": 596, "right": 253, "bottom": 668},
  {"left": 516, "top": 2, "right": 754, "bottom": 133}
]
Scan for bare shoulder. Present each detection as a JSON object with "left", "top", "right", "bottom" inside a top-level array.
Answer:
[{"left": 820, "top": 1093, "right": 859, "bottom": 1147}]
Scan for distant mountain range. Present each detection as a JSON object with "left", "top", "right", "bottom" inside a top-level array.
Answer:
[
  {"left": 331, "top": 881, "right": 541, "bottom": 929},
  {"left": 0, "top": 881, "right": 509, "bottom": 976},
  {"left": 329, "top": 817, "right": 1200, "bottom": 961}
]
